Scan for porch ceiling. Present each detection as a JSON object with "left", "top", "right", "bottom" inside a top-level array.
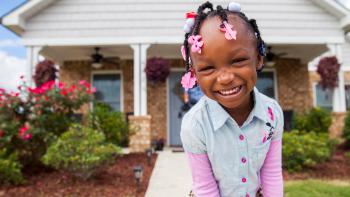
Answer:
[{"left": 40, "top": 43, "right": 327, "bottom": 64}]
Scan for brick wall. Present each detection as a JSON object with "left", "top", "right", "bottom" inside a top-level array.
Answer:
[
  {"left": 275, "top": 58, "right": 313, "bottom": 113},
  {"left": 147, "top": 59, "right": 184, "bottom": 141},
  {"left": 61, "top": 60, "right": 133, "bottom": 114}
]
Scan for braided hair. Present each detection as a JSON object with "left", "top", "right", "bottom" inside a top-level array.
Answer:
[{"left": 183, "top": 1, "right": 266, "bottom": 73}]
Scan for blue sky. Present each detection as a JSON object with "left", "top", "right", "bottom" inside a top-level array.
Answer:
[
  {"left": 0, "top": 0, "right": 27, "bottom": 92},
  {"left": 0, "top": 0, "right": 26, "bottom": 59}
]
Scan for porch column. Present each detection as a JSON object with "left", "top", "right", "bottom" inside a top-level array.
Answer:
[
  {"left": 129, "top": 44, "right": 151, "bottom": 152},
  {"left": 328, "top": 44, "right": 346, "bottom": 112},
  {"left": 131, "top": 44, "right": 150, "bottom": 116},
  {"left": 26, "top": 46, "right": 43, "bottom": 87}
]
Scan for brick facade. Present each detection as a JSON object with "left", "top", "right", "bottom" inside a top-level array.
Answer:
[
  {"left": 60, "top": 58, "right": 347, "bottom": 149},
  {"left": 128, "top": 115, "right": 152, "bottom": 152},
  {"left": 275, "top": 58, "right": 313, "bottom": 113}
]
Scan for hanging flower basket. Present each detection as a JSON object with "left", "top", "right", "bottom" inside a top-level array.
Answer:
[
  {"left": 145, "top": 57, "right": 170, "bottom": 84},
  {"left": 316, "top": 56, "right": 340, "bottom": 90}
]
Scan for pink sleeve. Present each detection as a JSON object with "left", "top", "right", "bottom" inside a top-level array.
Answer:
[
  {"left": 260, "top": 139, "right": 284, "bottom": 197},
  {"left": 186, "top": 152, "right": 220, "bottom": 197}
]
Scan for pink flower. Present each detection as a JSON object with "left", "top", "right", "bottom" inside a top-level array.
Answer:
[
  {"left": 18, "top": 125, "right": 32, "bottom": 140},
  {"left": 24, "top": 133, "right": 32, "bottom": 140},
  {"left": 79, "top": 80, "right": 87, "bottom": 85},
  {"left": 181, "top": 71, "right": 196, "bottom": 91},
  {"left": 90, "top": 87, "right": 96, "bottom": 94},
  {"left": 220, "top": 21, "right": 237, "bottom": 40},
  {"left": 268, "top": 107, "right": 274, "bottom": 121},
  {"left": 188, "top": 35, "right": 204, "bottom": 54},
  {"left": 18, "top": 126, "right": 28, "bottom": 137}
]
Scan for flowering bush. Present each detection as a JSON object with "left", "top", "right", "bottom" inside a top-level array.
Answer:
[
  {"left": 145, "top": 57, "right": 170, "bottom": 83},
  {"left": 316, "top": 56, "right": 340, "bottom": 90},
  {"left": 0, "top": 77, "right": 95, "bottom": 168}
]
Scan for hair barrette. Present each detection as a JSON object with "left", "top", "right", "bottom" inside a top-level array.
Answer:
[
  {"left": 228, "top": 2, "right": 241, "bottom": 12},
  {"left": 183, "top": 11, "right": 197, "bottom": 33}
]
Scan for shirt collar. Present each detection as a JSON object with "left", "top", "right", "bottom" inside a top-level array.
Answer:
[{"left": 205, "top": 87, "right": 266, "bottom": 131}]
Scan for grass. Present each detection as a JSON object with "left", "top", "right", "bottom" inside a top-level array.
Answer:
[{"left": 285, "top": 180, "right": 350, "bottom": 197}]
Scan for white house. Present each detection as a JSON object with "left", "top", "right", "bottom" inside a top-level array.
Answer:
[{"left": 2, "top": 0, "right": 350, "bottom": 151}]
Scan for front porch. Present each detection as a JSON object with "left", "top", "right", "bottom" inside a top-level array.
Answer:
[{"left": 25, "top": 41, "right": 347, "bottom": 152}]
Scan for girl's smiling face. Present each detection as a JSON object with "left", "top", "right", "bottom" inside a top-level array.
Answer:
[{"left": 190, "top": 15, "right": 263, "bottom": 113}]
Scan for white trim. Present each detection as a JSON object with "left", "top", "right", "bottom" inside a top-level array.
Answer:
[
  {"left": 21, "top": 36, "right": 346, "bottom": 47},
  {"left": 130, "top": 44, "right": 150, "bottom": 116},
  {"left": 310, "top": 0, "right": 349, "bottom": 18},
  {"left": 90, "top": 70, "right": 124, "bottom": 112},
  {"left": 260, "top": 68, "right": 279, "bottom": 101},
  {"left": 2, "top": 0, "right": 55, "bottom": 34},
  {"left": 166, "top": 68, "right": 185, "bottom": 146},
  {"left": 328, "top": 44, "right": 346, "bottom": 112},
  {"left": 140, "top": 44, "right": 150, "bottom": 115}
]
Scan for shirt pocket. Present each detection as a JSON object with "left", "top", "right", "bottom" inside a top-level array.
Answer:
[{"left": 250, "top": 141, "right": 271, "bottom": 170}]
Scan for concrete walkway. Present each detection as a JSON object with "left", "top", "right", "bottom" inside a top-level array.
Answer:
[{"left": 145, "top": 149, "right": 192, "bottom": 197}]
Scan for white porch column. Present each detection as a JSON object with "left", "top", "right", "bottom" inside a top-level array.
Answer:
[
  {"left": 131, "top": 44, "right": 150, "bottom": 116},
  {"left": 26, "top": 46, "right": 42, "bottom": 87},
  {"left": 328, "top": 44, "right": 346, "bottom": 112}
]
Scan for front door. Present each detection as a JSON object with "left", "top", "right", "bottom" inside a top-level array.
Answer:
[{"left": 168, "top": 71, "right": 185, "bottom": 146}]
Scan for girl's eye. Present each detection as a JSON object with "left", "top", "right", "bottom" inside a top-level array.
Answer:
[
  {"left": 198, "top": 65, "right": 215, "bottom": 73},
  {"left": 231, "top": 58, "right": 248, "bottom": 65}
]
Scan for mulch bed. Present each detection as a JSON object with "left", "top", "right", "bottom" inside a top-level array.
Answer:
[
  {"left": 0, "top": 153, "right": 157, "bottom": 197},
  {"left": 283, "top": 143, "right": 350, "bottom": 181}
]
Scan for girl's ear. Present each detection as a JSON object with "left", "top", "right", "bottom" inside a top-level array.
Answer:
[{"left": 256, "top": 54, "right": 264, "bottom": 70}]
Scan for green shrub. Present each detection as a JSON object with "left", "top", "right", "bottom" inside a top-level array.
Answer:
[
  {"left": 42, "top": 124, "right": 121, "bottom": 180},
  {"left": 0, "top": 148, "right": 24, "bottom": 185},
  {"left": 293, "top": 107, "right": 332, "bottom": 133},
  {"left": 89, "top": 102, "right": 131, "bottom": 147},
  {"left": 345, "top": 152, "right": 350, "bottom": 162},
  {"left": 282, "top": 130, "right": 336, "bottom": 172},
  {"left": 342, "top": 111, "right": 350, "bottom": 146}
]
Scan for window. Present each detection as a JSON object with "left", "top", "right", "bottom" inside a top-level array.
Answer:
[
  {"left": 314, "top": 84, "right": 333, "bottom": 111},
  {"left": 256, "top": 71, "right": 276, "bottom": 99},
  {"left": 345, "top": 84, "right": 350, "bottom": 110},
  {"left": 92, "top": 73, "right": 122, "bottom": 111}
]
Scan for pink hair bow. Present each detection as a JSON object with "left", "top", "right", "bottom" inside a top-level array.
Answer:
[
  {"left": 220, "top": 21, "right": 237, "bottom": 40},
  {"left": 188, "top": 35, "right": 203, "bottom": 54},
  {"left": 181, "top": 71, "right": 196, "bottom": 91}
]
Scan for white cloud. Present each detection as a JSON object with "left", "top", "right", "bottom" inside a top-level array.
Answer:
[
  {"left": 0, "top": 50, "right": 27, "bottom": 92},
  {"left": 0, "top": 39, "right": 21, "bottom": 48}
]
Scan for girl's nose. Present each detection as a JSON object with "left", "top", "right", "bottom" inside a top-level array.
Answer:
[{"left": 217, "top": 71, "right": 234, "bottom": 85}]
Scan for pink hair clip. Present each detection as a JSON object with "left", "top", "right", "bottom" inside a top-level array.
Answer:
[
  {"left": 188, "top": 35, "right": 203, "bottom": 54},
  {"left": 183, "top": 11, "right": 197, "bottom": 33},
  {"left": 181, "top": 71, "right": 196, "bottom": 91},
  {"left": 220, "top": 21, "right": 237, "bottom": 40}
]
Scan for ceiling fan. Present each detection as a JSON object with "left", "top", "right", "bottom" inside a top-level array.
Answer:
[
  {"left": 265, "top": 46, "right": 287, "bottom": 67},
  {"left": 91, "top": 47, "right": 120, "bottom": 69}
]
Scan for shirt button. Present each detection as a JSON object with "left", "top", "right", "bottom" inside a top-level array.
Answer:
[
  {"left": 242, "top": 178, "right": 247, "bottom": 183},
  {"left": 239, "top": 135, "right": 244, "bottom": 140},
  {"left": 241, "top": 157, "right": 247, "bottom": 163}
]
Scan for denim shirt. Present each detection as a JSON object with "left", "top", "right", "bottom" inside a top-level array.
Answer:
[{"left": 180, "top": 87, "right": 284, "bottom": 197}]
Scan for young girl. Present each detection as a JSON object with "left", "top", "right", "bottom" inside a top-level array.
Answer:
[{"left": 180, "top": 2, "right": 284, "bottom": 197}]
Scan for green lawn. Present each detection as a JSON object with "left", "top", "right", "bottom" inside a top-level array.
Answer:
[{"left": 285, "top": 180, "right": 350, "bottom": 197}]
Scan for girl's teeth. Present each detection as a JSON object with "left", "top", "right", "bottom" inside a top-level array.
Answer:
[{"left": 220, "top": 86, "right": 241, "bottom": 95}]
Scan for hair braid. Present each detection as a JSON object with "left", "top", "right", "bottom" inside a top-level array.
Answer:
[{"left": 182, "top": 1, "right": 266, "bottom": 73}]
